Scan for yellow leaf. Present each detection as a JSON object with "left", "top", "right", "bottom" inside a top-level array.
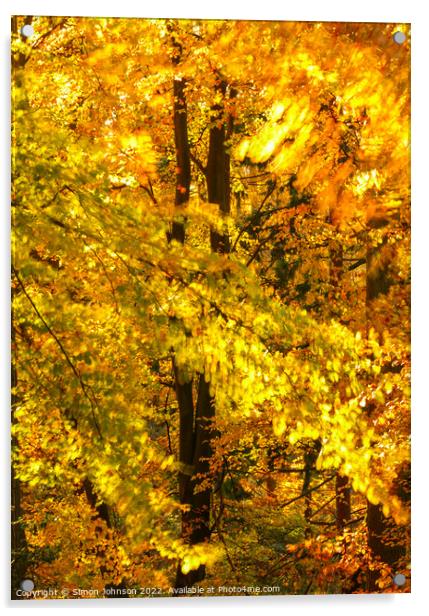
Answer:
[{"left": 273, "top": 414, "right": 286, "bottom": 436}]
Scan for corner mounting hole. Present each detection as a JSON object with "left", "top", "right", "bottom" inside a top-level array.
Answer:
[
  {"left": 393, "top": 573, "right": 406, "bottom": 586},
  {"left": 393, "top": 31, "right": 406, "bottom": 44},
  {"left": 21, "top": 24, "right": 34, "bottom": 38},
  {"left": 20, "top": 579, "right": 35, "bottom": 591}
]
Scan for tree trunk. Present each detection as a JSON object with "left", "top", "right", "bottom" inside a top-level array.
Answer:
[
  {"left": 207, "top": 78, "right": 234, "bottom": 252},
  {"left": 171, "top": 76, "right": 191, "bottom": 243},
  {"left": 173, "top": 71, "right": 233, "bottom": 591},
  {"left": 265, "top": 446, "right": 277, "bottom": 496},
  {"left": 335, "top": 473, "right": 351, "bottom": 531},
  {"left": 366, "top": 501, "right": 406, "bottom": 590},
  {"left": 328, "top": 232, "right": 352, "bottom": 531},
  {"left": 11, "top": 316, "right": 29, "bottom": 599},
  {"left": 81, "top": 478, "right": 128, "bottom": 595},
  {"left": 11, "top": 27, "right": 34, "bottom": 594},
  {"left": 365, "top": 228, "right": 406, "bottom": 591},
  {"left": 302, "top": 440, "right": 321, "bottom": 536},
  {"left": 169, "top": 32, "right": 215, "bottom": 589},
  {"left": 168, "top": 23, "right": 191, "bottom": 244},
  {"left": 174, "top": 375, "right": 215, "bottom": 588}
]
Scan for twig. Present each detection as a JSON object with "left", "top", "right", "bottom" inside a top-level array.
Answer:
[{"left": 231, "top": 180, "right": 276, "bottom": 252}]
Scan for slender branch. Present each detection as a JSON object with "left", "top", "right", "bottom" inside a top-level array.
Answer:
[
  {"left": 165, "top": 421, "right": 173, "bottom": 455},
  {"left": 31, "top": 18, "right": 69, "bottom": 50},
  {"left": 211, "top": 488, "right": 241, "bottom": 581},
  {"left": 309, "top": 515, "right": 365, "bottom": 527},
  {"left": 280, "top": 475, "right": 336, "bottom": 508},
  {"left": 348, "top": 257, "right": 366, "bottom": 271},
  {"left": 12, "top": 266, "right": 103, "bottom": 439},
  {"left": 304, "top": 579, "right": 313, "bottom": 594},
  {"left": 222, "top": 455, "right": 239, "bottom": 501},
  {"left": 246, "top": 231, "right": 276, "bottom": 267},
  {"left": 234, "top": 172, "right": 271, "bottom": 180},
  {"left": 191, "top": 124, "right": 208, "bottom": 147},
  {"left": 214, "top": 519, "right": 237, "bottom": 575},
  {"left": 142, "top": 179, "right": 158, "bottom": 205},
  {"left": 136, "top": 184, "right": 157, "bottom": 205},
  {"left": 231, "top": 180, "right": 276, "bottom": 252},
  {"left": 87, "top": 245, "right": 120, "bottom": 314},
  {"left": 189, "top": 150, "right": 207, "bottom": 177},
  {"left": 308, "top": 494, "right": 336, "bottom": 520},
  {"left": 257, "top": 467, "right": 308, "bottom": 475}
]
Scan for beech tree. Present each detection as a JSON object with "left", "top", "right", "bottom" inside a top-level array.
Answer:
[{"left": 12, "top": 17, "right": 410, "bottom": 597}]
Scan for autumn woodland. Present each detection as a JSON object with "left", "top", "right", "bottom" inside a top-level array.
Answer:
[{"left": 11, "top": 17, "right": 410, "bottom": 598}]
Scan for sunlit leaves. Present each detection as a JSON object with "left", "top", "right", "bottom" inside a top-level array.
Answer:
[{"left": 12, "top": 16, "right": 410, "bottom": 595}]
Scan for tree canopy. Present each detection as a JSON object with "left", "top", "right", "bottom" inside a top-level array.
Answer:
[{"left": 11, "top": 17, "right": 410, "bottom": 598}]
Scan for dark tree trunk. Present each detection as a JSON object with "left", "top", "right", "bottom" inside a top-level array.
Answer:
[
  {"left": 365, "top": 226, "right": 407, "bottom": 591},
  {"left": 168, "top": 29, "right": 216, "bottom": 590},
  {"left": 171, "top": 75, "right": 191, "bottom": 243},
  {"left": 168, "top": 23, "right": 191, "bottom": 244},
  {"left": 174, "top": 376, "right": 215, "bottom": 589},
  {"left": 168, "top": 29, "right": 196, "bottom": 555},
  {"left": 265, "top": 446, "right": 277, "bottom": 496},
  {"left": 11, "top": 27, "right": 34, "bottom": 594},
  {"left": 302, "top": 440, "right": 321, "bottom": 536},
  {"left": 81, "top": 478, "right": 128, "bottom": 596},
  {"left": 11, "top": 317, "right": 29, "bottom": 599},
  {"left": 11, "top": 464, "right": 27, "bottom": 600},
  {"left": 190, "top": 376, "right": 215, "bottom": 546},
  {"left": 207, "top": 78, "right": 234, "bottom": 253},
  {"left": 366, "top": 501, "right": 406, "bottom": 590},
  {"left": 335, "top": 473, "right": 351, "bottom": 531},
  {"left": 174, "top": 368, "right": 195, "bottom": 506},
  {"left": 327, "top": 235, "right": 352, "bottom": 532},
  {"left": 173, "top": 72, "right": 234, "bottom": 592}
]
